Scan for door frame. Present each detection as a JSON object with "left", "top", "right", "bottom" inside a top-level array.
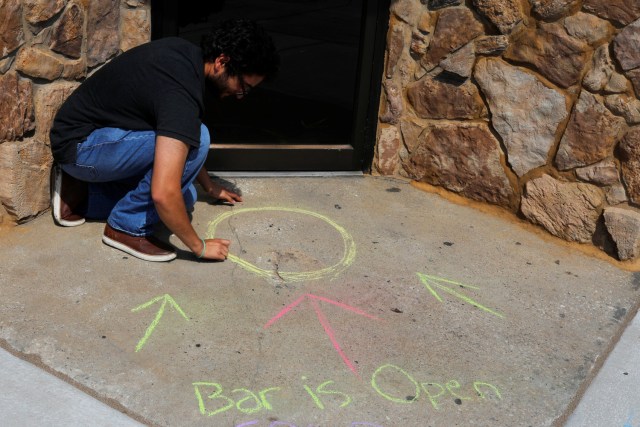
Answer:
[{"left": 150, "top": 0, "right": 389, "bottom": 172}]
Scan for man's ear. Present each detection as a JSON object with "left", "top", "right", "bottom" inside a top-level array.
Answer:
[
  {"left": 217, "top": 53, "right": 230, "bottom": 66},
  {"left": 212, "top": 54, "right": 230, "bottom": 75}
]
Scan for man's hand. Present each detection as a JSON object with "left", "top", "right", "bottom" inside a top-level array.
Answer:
[
  {"left": 200, "top": 238, "right": 231, "bottom": 260},
  {"left": 207, "top": 182, "right": 243, "bottom": 205},
  {"left": 196, "top": 167, "right": 243, "bottom": 205}
]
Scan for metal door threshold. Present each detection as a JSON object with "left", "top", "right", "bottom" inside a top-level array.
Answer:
[{"left": 208, "top": 171, "right": 364, "bottom": 178}]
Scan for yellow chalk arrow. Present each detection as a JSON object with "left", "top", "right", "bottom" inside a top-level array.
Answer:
[
  {"left": 417, "top": 273, "right": 504, "bottom": 318},
  {"left": 131, "top": 294, "right": 189, "bottom": 352}
]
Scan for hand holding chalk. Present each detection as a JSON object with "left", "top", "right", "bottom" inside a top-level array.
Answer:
[{"left": 200, "top": 238, "right": 231, "bottom": 261}]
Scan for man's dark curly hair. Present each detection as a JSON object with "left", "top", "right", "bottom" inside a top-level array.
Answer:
[{"left": 201, "top": 18, "right": 279, "bottom": 80}]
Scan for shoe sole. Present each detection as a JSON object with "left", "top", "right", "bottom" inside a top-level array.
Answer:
[
  {"left": 102, "top": 234, "right": 177, "bottom": 262},
  {"left": 51, "top": 165, "right": 85, "bottom": 227}
]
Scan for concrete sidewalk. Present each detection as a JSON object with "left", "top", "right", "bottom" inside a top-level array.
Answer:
[
  {"left": 0, "top": 176, "right": 638, "bottom": 426},
  {"left": 0, "top": 346, "right": 143, "bottom": 426},
  {"left": 566, "top": 307, "right": 640, "bottom": 427}
]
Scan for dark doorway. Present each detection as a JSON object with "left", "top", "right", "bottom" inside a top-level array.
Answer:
[{"left": 151, "top": 0, "right": 389, "bottom": 172}]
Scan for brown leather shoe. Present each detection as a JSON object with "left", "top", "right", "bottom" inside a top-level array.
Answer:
[
  {"left": 50, "top": 164, "right": 87, "bottom": 227},
  {"left": 102, "top": 224, "right": 177, "bottom": 262}
]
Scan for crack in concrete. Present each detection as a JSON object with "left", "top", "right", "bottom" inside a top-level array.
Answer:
[
  {"left": 272, "top": 258, "right": 285, "bottom": 283},
  {"left": 226, "top": 214, "right": 245, "bottom": 255}
]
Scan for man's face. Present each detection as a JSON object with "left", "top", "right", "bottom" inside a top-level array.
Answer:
[{"left": 210, "top": 69, "right": 265, "bottom": 100}]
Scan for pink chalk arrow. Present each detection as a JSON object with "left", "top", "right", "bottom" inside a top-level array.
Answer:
[{"left": 264, "top": 294, "right": 380, "bottom": 376}]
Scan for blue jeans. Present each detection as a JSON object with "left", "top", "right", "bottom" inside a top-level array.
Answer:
[{"left": 61, "top": 125, "right": 210, "bottom": 236}]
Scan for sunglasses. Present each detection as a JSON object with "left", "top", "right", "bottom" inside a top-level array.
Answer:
[{"left": 236, "top": 75, "right": 254, "bottom": 99}]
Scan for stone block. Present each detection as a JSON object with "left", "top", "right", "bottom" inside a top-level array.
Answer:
[
  {"left": 474, "top": 35, "right": 509, "bottom": 55},
  {"left": 474, "top": 58, "right": 568, "bottom": 176},
  {"left": 407, "top": 74, "right": 486, "bottom": 120},
  {"left": 604, "top": 206, "right": 640, "bottom": 260},
  {"left": 613, "top": 19, "right": 640, "bottom": 72},
  {"left": 380, "top": 79, "right": 403, "bottom": 124},
  {"left": 583, "top": 0, "right": 640, "bottom": 26},
  {"left": 0, "top": 72, "right": 35, "bottom": 142},
  {"left": 406, "top": 122, "right": 516, "bottom": 208},
  {"left": 33, "top": 82, "right": 79, "bottom": 145},
  {"left": 504, "top": 22, "right": 590, "bottom": 88},
  {"left": 399, "top": 118, "right": 425, "bottom": 154},
  {"left": 427, "top": 0, "right": 461, "bottom": 10},
  {"left": 629, "top": 69, "right": 640, "bottom": 97},
  {"left": 87, "top": 0, "right": 120, "bottom": 68},
  {"left": 530, "top": 0, "right": 580, "bottom": 21},
  {"left": 385, "top": 22, "right": 406, "bottom": 78},
  {"left": 575, "top": 158, "right": 620, "bottom": 186},
  {"left": 439, "top": 42, "right": 475, "bottom": 79},
  {"left": 563, "top": 12, "right": 614, "bottom": 46},
  {"left": 421, "top": 7, "right": 484, "bottom": 71},
  {"left": 473, "top": 0, "right": 524, "bottom": 34},
  {"left": 51, "top": 3, "right": 84, "bottom": 59},
  {"left": 391, "top": 0, "right": 423, "bottom": 25},
  {"left": 605, "top": 94, "right": 640, "bottom": 125},
  {"left": 606, "top": 184, "right": 628, "bottom": 205},
  {"left": 0, "top": 202, "right": 6, "bottom": 224},
  {"left": 0, "top": 139, "right": 52, "bottom": 222},
  {"left": 583, "top": 45, "right": 628, "bottom": 94},
  {"left": 15, "top": 46, "right": 65, "bottom": 81},
  {"left": 24, "top": 0, "right": 66, "bottom": 26},
  {"left": 521, "top": 174, "right": 604, "bottom": 243},
  {"left": 619, "top": 127, "right": 640, "bottom": 204},
  {"left": 120, "top": 7, "right": 150, "bottom": 52},
  {"left": 556, "top": 91, "right": 627, "bottom": 170},
  {"left": 0, "top": 0, "right": 24, "bottom": 58},
  {"left": 375, "top": 126, "right": 401, "bottom": 175},
  {"left": 410, "top": 30, "right": 429, "bottom": 56}
]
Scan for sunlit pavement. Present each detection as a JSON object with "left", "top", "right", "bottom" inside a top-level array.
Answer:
[{"left": 0, "top": 176, "right": 638, "bottom": 426}]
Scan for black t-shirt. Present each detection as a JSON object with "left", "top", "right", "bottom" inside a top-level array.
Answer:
[{"left": 50, "top": 37, "right": 205, "bottom": 164}]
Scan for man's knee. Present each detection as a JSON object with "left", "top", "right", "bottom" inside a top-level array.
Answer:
[
  {"left": 196, "top": 124, "right": 210, "bottom": 162},
  {"left": 200, "top": 123, "right": 210, "bottom": 146}
]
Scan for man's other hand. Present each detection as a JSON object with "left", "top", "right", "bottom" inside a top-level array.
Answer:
[{"left": 208, "top": 183, "right": 243, "bottom": 205}]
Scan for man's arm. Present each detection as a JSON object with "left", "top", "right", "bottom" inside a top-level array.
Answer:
[
  {"left": 196, "top": 166, "right": 243, "bottom": 204},
  {"left": 151, "top": 135, "right": 230, "bottom": 260}
]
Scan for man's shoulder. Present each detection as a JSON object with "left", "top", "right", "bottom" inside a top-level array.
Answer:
[
  {"left": 119, "top": 37, "right": 198, "bottom": 61},
  {"left": 144, "top": 37, "right": 202, "bottom": 67},
  {"left": 154, "top": 36, "right": 192, "bottom": 45},
  {"left": 151, "top": 37, "right": 199, "bottom": 52}
]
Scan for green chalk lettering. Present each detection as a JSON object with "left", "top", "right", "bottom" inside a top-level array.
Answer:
[
  {"left": 317, "top": 380, "right": 352, "bottom": 408},
  {"left": 193, "top": 383, "right": 208, "bottom": 415},
  {"left": 445, "top": 380, "right": 472, "bottom": 401},
  {"left": 371, "top": 364, "right": 420, "bottom": 404},
  {"left": 192, "top": 382, "right": 234, "bottom": 416},
  {"left": 232, "top": 388, "right": 262, "bottom": 414},
  {"left": 302, "top": 383, "right": 325, "bottom": 409},
  {"left": 473, "top": 381, "right": 502, "bottom": 400},
  {"left": 302, "top": 378, "right": 352, "bottom": 410},
  {"left": 259, "top": 387, "right": 281, "bottom": 411},
  {"left": 421, "top": 382, "right": 446, "bottom": 410}
]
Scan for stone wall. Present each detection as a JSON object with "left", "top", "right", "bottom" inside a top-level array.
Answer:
[
  {"left": 3, "top": 0, "right": 640, "bottom": 263},
  {"left": 375, "top": 0, "right": 640, "bottom": 261},
  {"left": 0, "top": 0, "right": 150, "bottom": 226}
]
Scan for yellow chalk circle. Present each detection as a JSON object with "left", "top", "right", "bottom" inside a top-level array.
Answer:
[{"left": 206, "top": 207, "right": 356, "bottom": 282}]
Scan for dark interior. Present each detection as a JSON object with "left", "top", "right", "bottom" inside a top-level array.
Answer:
[{"left": 151, "top": 0, "right": 388, "bottom": 171}]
